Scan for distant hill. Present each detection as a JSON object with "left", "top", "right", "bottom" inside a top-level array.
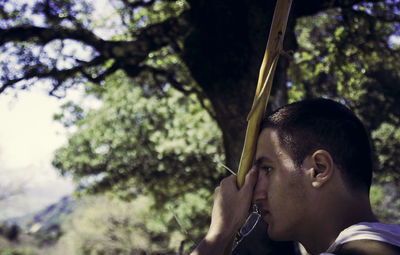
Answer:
[
  {"left": 30, "top": 196, "right": 77, "bottom": 228},
  {"left": 4, "top": 195, "right": 80, "bottom": 245}
]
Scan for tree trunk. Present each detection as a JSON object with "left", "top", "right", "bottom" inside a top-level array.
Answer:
[
  {"left": 183, "top": 0, "right": 298, "bottom": 169},
  {"left": 183, "top": 1, "right": 298, "bottom": 254}
]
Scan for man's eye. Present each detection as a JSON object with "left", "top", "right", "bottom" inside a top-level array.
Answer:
[{"left": 260, "top": 166, "right": 272, "bottom": 174}]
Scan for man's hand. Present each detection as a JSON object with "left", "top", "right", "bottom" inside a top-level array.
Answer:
[{"left": 191, "top": 167, "right": 259, "bottom": 255}]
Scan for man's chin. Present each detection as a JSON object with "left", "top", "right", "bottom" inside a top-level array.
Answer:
[{"left": 266, "top": 226, "right": 289, "bottom": 242}]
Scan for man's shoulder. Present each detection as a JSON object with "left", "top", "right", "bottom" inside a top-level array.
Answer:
[{"left": 334, "top": 239, "right": 400, "bottom": 255}]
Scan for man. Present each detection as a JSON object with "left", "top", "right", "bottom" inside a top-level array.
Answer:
[{"left": 192, "top": 99, "right": 400, "bottom": 255}]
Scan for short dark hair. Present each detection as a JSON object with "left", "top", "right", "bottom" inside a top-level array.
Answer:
[{"left": 261, "top": 98, "right": 372, "bottom": 192}]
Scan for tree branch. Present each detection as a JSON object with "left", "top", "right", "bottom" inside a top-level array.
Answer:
[
  {"left": 144, "top": 65, "right": 217, "bottom": 119},
  {"left": 0, "top": 11, "right": 190, "bottom": 95},
  {"left": 0, "top": 55, "right": 108, "bottom": 94},
  {"left": 120, "top": 0, "right": 158, "bottom": 10},
  {"left": 0, "top": 25, "right": 105, "bottom": 50}
]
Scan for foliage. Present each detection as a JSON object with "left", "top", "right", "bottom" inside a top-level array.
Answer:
[
  {"left": 53, "top": 71, "right": 224, "bottom": 203},
  {"left": 0, "top": 196, "right": 79, "bottom": 254},
  {"left": 0, "top": 0, "right": 190, "bottom": 96},
  {"left": 2, "top": 0, "right": 400, "bottom": 183},
  {"left": 0, "top": 224, "right": 20, "bottom": 242},
  {"left": 0, "top": 234, "right": 37, "bottom": 255},
  {"left": 288, "top": 4, "right": 400, "bottom": 186},
  {"left": 289, "top": 4, "right": 400, "bottom": 101},
  {"left": 288, "top": 4, "right": 400, "bottom": 225},
  {"left": 52, "top": 71, "right": 221, "bottom": 252},
  {"left": 371, "top": 123, "right": 400, "bottom": 183},
  {"left": 53, "top": 101, "right": 85, "bottom": 128},
  {"left": 370, "top": 184, "right": 400, "bottom": 225},
  {"left": 0, "top": 192, "right": 211, "bottom": 255},
  {"left": 49, "top": 1, "right": 400, "bottom": 242},
  {"left": 2, "top": 0, "right": 400, "bottom": 253},
  {"left": 0, "top": 247, "right": 33, "bottom": 255},
  {"left": 50, "top": 195, "right": 155, "bottom": 255},
  {"left": 50, "top": 193, "right": 207, "bottom": 255},
  {"left": 4, "top": 0, "right": 397, "bottom": 169}
]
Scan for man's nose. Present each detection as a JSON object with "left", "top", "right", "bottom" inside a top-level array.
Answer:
[{"left": 252, "top": 171, "right": 268, "bottom": 203}]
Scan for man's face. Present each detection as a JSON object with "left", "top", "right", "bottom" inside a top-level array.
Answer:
[{"left": 252, "top": 128, "right": 311, "bottom": 241}]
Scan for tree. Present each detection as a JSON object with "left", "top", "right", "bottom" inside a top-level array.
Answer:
[
  {"left": 53, "top": 71, "right": 223, "bottom": 203},
  {"left": 48, "top": 192, "right": 217, "bottom": 255},
  {"left": 51, "top": 195, "right": 165, "bottom": 255},
  {"left": 288, "top": 5, "right": 400, "bottom": 184},
  {"left": 2, "top": 0, "right": 400, "bottom": 253},
  {"left": 2, "top": 0, "right": 399, "bottom": 170},
  {"left": 52, "top": 72, "right": 222, "bottom": 252}
]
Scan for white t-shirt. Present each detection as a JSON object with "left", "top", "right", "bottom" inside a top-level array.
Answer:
[{"left": 320, "top": 222, "right": 400, "bottom": 254}]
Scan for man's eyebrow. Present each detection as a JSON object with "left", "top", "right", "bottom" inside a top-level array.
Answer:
[{"left": 254, "top": 157, "right": 274, "bottom": 165}]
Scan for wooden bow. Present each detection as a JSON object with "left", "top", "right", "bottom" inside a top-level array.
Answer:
[
  {"left": 224, "top": 0, "right": 292, "bottom": 254},
  {"left": 237, "top": 0, "right": 292, "bottom": 188}
]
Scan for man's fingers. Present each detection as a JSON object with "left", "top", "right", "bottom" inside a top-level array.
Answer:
[
  {"left": 219, "top": 174, "right": 237, "bottom": 188},
  {"left": 242, "top": 167, "right": 258, "bottom": 193},
  {"left": 215, "top": 175, "right": 236, "bottom": 197}
]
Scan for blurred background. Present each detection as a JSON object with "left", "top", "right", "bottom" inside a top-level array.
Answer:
[{"left": 1, "top": 0, "right": 400, "bottom": 254}]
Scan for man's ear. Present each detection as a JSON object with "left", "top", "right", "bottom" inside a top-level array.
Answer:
[{"left": 310, "top": 150, "right": 334, "bottom": 188}]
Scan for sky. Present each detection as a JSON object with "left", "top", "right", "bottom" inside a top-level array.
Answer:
[
  {"left": 0, "top": 0, "right": 123, "bottom": 221},
  {"left": 0, "top": 0, "right": 116, "bottom": 221},
  {"left": 0, "top": 86, "right": 86, "bottom": 221}
]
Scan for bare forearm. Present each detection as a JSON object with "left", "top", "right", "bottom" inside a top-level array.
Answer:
[{"left": 190, "top": 233, "right": 233, "bottom": 255}]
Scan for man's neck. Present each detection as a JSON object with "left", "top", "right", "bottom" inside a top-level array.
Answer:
[{"left": 299, "top": 193, "right": 377, "bottom": 255}]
